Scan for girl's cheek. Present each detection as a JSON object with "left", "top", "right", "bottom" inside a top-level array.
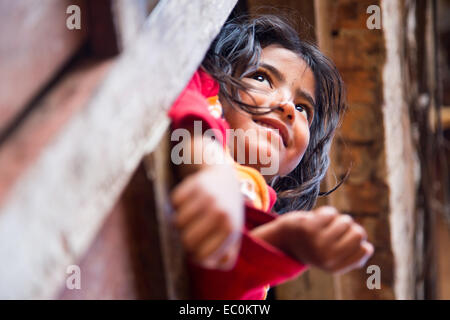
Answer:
[
  {"left": 240, "top": 90, "right": 271, "bottom": 107},
  {"left": 282, "top": 128, "right": 310, "bottom": 175},
  {"left": 296, "top": 130, "right": 310, "bottom": 161},
  {"left": 296, "top": 125, "right": 310, "bottom": 155}
]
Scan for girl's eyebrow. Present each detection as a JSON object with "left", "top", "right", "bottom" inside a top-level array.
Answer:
[
  {"left": 260, "top": 63, "right": 285, "bottom": 82},
  {"left": 296, "top": 89, "right": 316, "bottom": 109}
]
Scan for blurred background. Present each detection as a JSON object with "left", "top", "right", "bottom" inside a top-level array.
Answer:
[{"left": 0, "top": 0, "right": 448, "bottom": 300}]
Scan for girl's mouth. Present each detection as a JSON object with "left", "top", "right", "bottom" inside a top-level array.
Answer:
[{"left": 253, "top": 119, "right": 288, "bottom": 147}]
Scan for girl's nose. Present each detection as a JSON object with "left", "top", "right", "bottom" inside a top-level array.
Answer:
[{"left": 277, "top": 101, "right": 295, "bottom": 124}]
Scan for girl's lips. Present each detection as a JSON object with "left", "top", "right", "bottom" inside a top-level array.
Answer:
[{"left": 253, "top": 117, "right": 290, "bottom": 147}]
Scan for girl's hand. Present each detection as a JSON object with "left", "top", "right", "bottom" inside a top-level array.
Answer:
[
  {"left": 251, "top": 206, "right": 374, "bottom": 275},
  {"left": 171, "top": 162, "right": 244, "bottom": 270}
]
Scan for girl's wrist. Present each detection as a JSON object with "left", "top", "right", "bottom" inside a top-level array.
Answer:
[
  {"left": 273, "top": 215, "right": 295, "bottom": 257},
  {"left": 249, "top": 217, "right": 291, "bottom": 254}
]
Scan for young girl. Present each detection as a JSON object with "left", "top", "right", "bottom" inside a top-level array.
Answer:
[{"left": 169, "top": 15, "right": 374, "bottom": 299}]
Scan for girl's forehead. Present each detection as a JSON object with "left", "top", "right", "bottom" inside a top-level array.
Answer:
[
  {"left": 260, "top": 45, "right": 315, "bottom": 98},
  {"left": 260, "top": 45, "right": 307, "bottom": 69}
]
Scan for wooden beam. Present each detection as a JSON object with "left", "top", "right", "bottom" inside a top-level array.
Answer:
[
  {"left": 112, "top": 0, "right": 159, "bottom": 51},
  {"left": 0, "top": 0, "right": 88, "bottom": 137},
  {"left": 380, "top": 0, "right": 417, "bottom": 299},
  {"left": 0, "top": 59, "right": 114, "bottom": 208},
  {"left": 0, "top": 0, "right": 238, "bottom": 299},
  {"left": 143, "top": 134, "right": 190, "bottom": 299},
  {"left": 57, "top": 163, "right": 168, "bottom": 299}
]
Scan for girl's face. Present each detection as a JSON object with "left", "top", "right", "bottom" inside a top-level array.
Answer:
[{"left": 222, "top": 44, "right": 316, "bottom": 180}]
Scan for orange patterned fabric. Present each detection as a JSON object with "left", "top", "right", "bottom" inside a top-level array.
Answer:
[{"left": 233, "top": 162, "right": 270, "bottom": 212}]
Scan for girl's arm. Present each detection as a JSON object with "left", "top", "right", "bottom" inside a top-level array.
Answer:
[
  {"left": 171, "top": 130, "right": 244, "bottom": 270},
  {"left": 250, "top": 206, "right": 374, "bottom": 275},
  {"left": 168, "top": 70, "right": 244, "bottom": 270}
]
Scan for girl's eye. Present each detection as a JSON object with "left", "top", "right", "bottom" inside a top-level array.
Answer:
[
  {"left": 251, "top": 73, "right": 272, "bottom": 87},
  {"left": 296, "top": 104, "right": 313, "bottom": 122},
  {"left": 296, "top": 104, "right": 313, "bottom": 125},
  {"left": 253, "top": 75, "right": 265, "bottom": 82},
  {"left": 295, "top": 104, "right": 307, "bottom": 115}
]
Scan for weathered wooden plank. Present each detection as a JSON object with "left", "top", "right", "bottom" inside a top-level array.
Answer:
[
  {"left": 380, "top": 0, "right": 417, "bottom": 300},
  {"left": 0, "top": 0, "right": 88, "bottom": 136},
  {"left": 0, "top": 59, "right": 113, "bottom": 208},
  {"left": 112, "top": 0, "right": 159, "bottom": 51},
  {"left": 414, "top": 0, "right": 441, "bottom": 299},
  {"left": 0, "top": 0, "right": 238, "bottom": 299},
  {"left": 143, "top": 134, "right": 189, "bottom": 299},
  {"left": 58, "top": 163, "right": 167, "bottom": 299}
]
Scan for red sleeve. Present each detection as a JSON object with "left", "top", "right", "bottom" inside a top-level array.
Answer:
[
  {"left": 188, "top": 205, "right": 308, "bottom": 300},
  {"left": 168, "top": 69, "right": 229, "bottom": 147}
]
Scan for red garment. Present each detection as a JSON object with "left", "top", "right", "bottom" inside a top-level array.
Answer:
[
  {"left": 168, "top": 68, "right": 308, "bottom": 299},
  {"left": 169, "top": 68, "right": 229, "bottom": 148}
]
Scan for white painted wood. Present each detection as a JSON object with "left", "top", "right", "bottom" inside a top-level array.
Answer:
[
  {"left": 0, "top": 0, "right": 238, "bottom": 299},
  {"left": 381, "top": 0, "right": 418, "bottom": 300},
  {"left": 112, "top": 0, "right": 158, "bottom": 51}
]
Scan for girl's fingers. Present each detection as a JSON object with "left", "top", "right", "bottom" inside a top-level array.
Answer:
[
  {"left": 311, "top": 206, "right": 339, "bottom": 228},
  {"left": 321, "top": 214, "right": 354, "bottom": 243},
  {"left": 170, "top": 174, "right": 198, "bottom": 209},
  {"left": 198, "top": 239, "right": 241, "bottom": 271},
  {"left": 327, "top": 224, "right": 367, "bottom": 267},
  {"left": 174, "top": 192, "right": 209, "bottom": 229},
  {"left": 332, "top": 241, "right": 374, "bottom": 275},
  {"left": 194, "top": 227, "right": 231, "bottom": 261},
  {"left": 181, "top": 208, "right": 227, "bottom": 253}
]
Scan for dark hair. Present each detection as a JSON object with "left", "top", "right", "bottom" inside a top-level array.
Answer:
[{"left": 201, "top": 14, "right": 347, "bottom": 213}]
